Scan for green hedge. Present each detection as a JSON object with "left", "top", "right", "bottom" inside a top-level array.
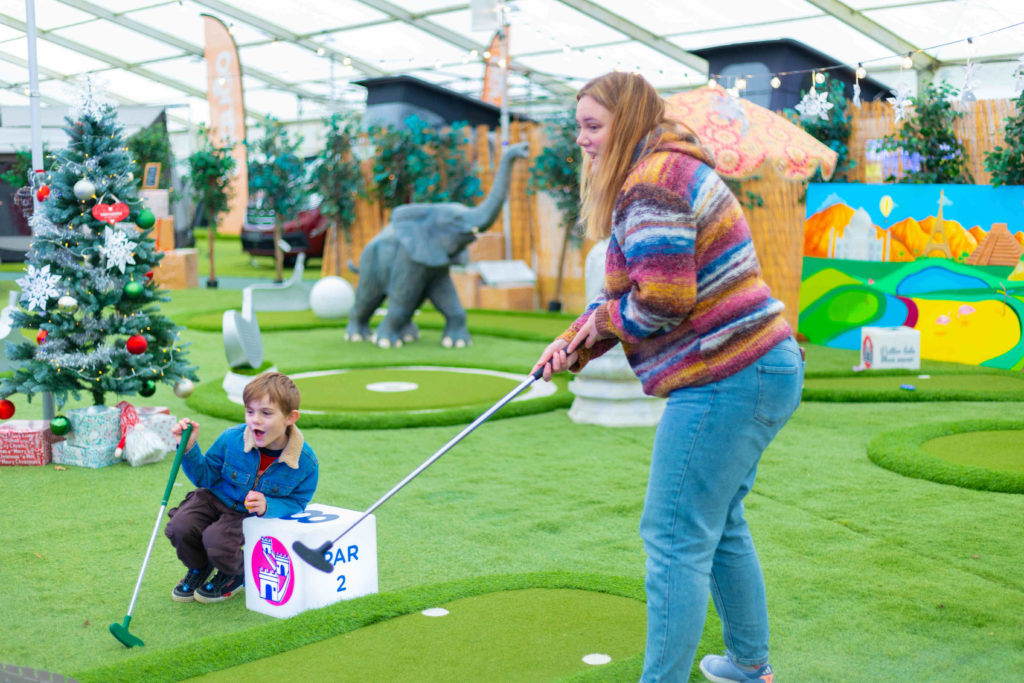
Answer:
[
  {"left": 187, "top": 361, "right": 572, "bottom": 429},
  {"left": 867, "top": 419, "right": 1024, "bottom": 493},
  {"left": 74, "top": 572, "right": 644, "bottom": 683}
]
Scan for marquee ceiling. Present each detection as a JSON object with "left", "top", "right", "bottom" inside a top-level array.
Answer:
[{"left": 0, "top": 0, "right": 1022, "bottom": 132}]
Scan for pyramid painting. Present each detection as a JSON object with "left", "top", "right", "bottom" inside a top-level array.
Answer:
[{"left": 965, "top": 223, "right": 1023, "bottom": 266}]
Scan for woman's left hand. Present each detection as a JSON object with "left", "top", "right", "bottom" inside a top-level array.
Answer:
[{"left": 567, "top": 314, "right": 611, "bottom": 354}]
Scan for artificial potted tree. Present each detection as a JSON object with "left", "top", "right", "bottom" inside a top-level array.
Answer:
[
  {"left": 185, "top": 125, "right": 236, "bottom": 288},
  {"left": 310, "top": 113, "right": 365, "bottom": 275},
  {"left": 247, "top": 116, "right": 306, "bottom": 283}
]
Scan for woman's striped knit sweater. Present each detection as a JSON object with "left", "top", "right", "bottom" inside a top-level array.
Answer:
[{"left": 560, "top": 132, "right": 792, "bottom": 397}]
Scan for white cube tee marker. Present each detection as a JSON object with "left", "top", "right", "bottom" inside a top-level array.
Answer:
[
  {"left": 860, "top": 326, "right": 921, "bottom": 370},
  {"left": 243, "top": 503, "right": 378, "bottom": 619}
]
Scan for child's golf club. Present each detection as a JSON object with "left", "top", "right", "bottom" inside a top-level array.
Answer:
[
  {"left": 110, "top": 423, "right": 193, "bottom": 648},
  {"left": 294, "top": 367, "right": 544, "bottom": 572}
]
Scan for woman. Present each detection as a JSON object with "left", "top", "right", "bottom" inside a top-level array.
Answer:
[{"left": 533, "top": 72, "right": 803, "bottom": 682}]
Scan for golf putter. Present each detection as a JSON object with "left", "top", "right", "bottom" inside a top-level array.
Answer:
[
  {"left": 110, "top": 423, "right": 193, "bottom": 648},
  {"left": 294, "top": 367, "right": 545, "bottom": 572}
]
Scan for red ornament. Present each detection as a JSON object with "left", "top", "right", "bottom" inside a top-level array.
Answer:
[
  {"left": 36, "top": 185, "right": 50, "bottom": 201},
  {"left": 126, "top": 334, "right": 148, "bottom": 355},
  {"left": 0, "top": 399, "right": 14, "bottom": 420},
  {"left": 145, "top": 270, "right": 154, "bottom": 282},
  {"left": 92, "top": 201, "right": 130, "bottom": 225},
  {"left": 36, "top": 329, "right": 47, "bottom": 345}
]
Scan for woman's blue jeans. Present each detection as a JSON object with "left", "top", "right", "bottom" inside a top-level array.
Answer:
[{"left": 639, "top": 336, "right": 804, "bottom": 682}]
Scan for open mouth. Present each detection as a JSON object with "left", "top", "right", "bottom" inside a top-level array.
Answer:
[{"left": 253, "top": 429, "right": 265, "bottom": 441}]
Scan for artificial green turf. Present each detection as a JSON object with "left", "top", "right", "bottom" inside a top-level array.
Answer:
[
  {"left": 294, "top": 368, "right": 524, "bottom": 412},
  {"left": 922, "top": 430, "right": 1024, "bottom": 473},
  {"left": 803, "top": 371, "right": 1024, "bottom": 401},
  {"left": 185, "top": 589, "right": 646, "bottom": 682},
  {"left": 6, "top": 302, "right": 1024, "bottom": 682}
]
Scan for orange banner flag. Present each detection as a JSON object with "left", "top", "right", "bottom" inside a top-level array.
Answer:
[
  {"left": 202, "top": 14, "right": 248, "bottom": 235},
  {"left": 481, "top": 29, "right": 509, "bottom": 107}
]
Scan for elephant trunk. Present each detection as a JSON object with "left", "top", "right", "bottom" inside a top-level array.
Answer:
[{"left": 464, "top": 143, "right": 528, "bottom": 231}]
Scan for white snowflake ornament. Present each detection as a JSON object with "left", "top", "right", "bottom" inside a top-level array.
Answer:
[
  {"left": 887, "top": 82, "right": 914, "bottom": 122},
  {"left": 66, "top": 74, "right": 113, "bottom": 122},
  {"left": 16, "top": 264, "right": 63, "bottom": 312},
  {"left": 959, "top": 62, "right": 980, "bottom": 103},
  {"left": 711, "top": 87, "right": 749, "bottom": 136},
  {"left": 796, "top": 85, "right": 834, "bottom": 121},
  {"left": 100, "top": 226, "right": 137, "bottom": 273}
]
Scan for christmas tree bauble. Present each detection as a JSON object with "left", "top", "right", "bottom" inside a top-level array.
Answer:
[
  {"left": 126, "top": 334, "right": 148, "bottom": 355},
  {"left": 57, "top": 295, "right": 78, "bottom": 312},
  {"left": 73, "top": 178, "right": 96, "bottom": 200},
  {"left": 140, "top": 379, "right": 157, "bottom": 397},
  {"left": 36, "top": 329, "right": 48, "bottom": 345},
  {"left": 0, "top": 399, "right": 14, "bottom": 420},
  {"left": 36, "top": 185, "right": 50, "bottom": 201},
  {"left": 124, "top": 281, "right": 144, "bottom": 299},
  {"left": 50, "top": 415, "right": 71, "bottom": 436},
  {"left": 145, "top": 270, "right": 154, "bottom": 282},
  {"left": 136, "top": 208, "right": 156, "bottom": 229},
  {"left": 174, "top": 378, "right": 195, "bottom": 398}
]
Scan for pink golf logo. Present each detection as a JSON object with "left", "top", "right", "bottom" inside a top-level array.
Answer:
[{"left": 251, "top": 535, "right": 295, "bottom": 606}]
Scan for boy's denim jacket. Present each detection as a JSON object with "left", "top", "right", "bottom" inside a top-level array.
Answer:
[{"left": 181, "top": 423, "right": 318, "bottom": 518}]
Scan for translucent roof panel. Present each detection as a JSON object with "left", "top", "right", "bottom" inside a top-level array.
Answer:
[{"left": 0, "top": 0, "right": 1021, "bottom": 138}]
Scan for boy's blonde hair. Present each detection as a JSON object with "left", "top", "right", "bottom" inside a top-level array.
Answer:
[{"left": 243, "top": 372, "right": 301, "bottom": 414}]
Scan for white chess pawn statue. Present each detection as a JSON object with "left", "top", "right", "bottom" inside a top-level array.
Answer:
[{"left": 567, "top": 239, "right": 666, "bottom": 426}]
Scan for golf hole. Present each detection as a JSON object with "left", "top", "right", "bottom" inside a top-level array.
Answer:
[
  {"left": 421, "top": 607, "right": 449, "bottom": 617},
  {"left": 582, "top": 653, "right": 612, "bottom": 665},
  {"left": 365, "top": 381, "right": 419, "bottom": 393}
]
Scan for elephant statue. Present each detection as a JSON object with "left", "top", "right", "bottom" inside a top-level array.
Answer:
[{"left": 345, "top": 141, "right": 530, "bottom": 348}]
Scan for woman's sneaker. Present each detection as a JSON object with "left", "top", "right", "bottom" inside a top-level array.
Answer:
[
  {"left": 172, "top": 565, "right": 213, "bottom": 602},
  {"left": 700, "top": 654, "right": 774, "bottom": 682},
  {"left": 194, "top": 571, "right": 244, "bottom": 603}
]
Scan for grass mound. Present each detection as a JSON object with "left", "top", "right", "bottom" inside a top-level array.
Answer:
[
  {"left": 803, "top": 371, "right": 1024, "bottom": 402},
  {"left": 868, "top": 419, "right": 1024, "bottom": 493},
  {"left": 189, "top": 363, "right": 572, "bottom": 429},
  {"left": 74, "top": 573, "right": 646, "bottom": 683}
]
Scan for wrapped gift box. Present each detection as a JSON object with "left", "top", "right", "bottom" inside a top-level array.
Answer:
[
  {"left": 52, "top": 405, "right": 121, "bottom": 468},
  {"left": 152, "top": 248, "right": 198, "bottom": 290},
  {"left": 137, "top": 411, "right": 177, "bottom": 453},
  {"left": 0, "top": 420, "right": 65, "bottom": 466}
]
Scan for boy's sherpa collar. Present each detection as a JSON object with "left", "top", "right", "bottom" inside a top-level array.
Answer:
[{"left": 243, "top": 424, "right": 304, "bottom": 468}]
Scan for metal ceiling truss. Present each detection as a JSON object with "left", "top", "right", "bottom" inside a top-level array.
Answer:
[{"left": 1, "top": 0, "right": 990, "bottom": 125}]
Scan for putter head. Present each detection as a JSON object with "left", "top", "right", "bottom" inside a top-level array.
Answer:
[
  {"left": 110, "top": 617, "right": 144, "bottom": 648},
  {"left": 292, "top": 540, "right": 334, "bottom": 573}
]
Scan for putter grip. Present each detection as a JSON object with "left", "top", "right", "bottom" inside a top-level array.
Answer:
[{"left": 161, "top": 423, "right": 193, "bottom": 506}]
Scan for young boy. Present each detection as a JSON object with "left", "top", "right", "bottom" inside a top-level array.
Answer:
[{"left": 165, "top": 372, "right": 318, "bottom": 603}]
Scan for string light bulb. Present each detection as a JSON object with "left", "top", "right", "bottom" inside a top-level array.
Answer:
[
  {"left": 770, "top": 76, "right": 781, "bottom": 88},
  {"left": 814, "top": 71, "right": 826, "bottom": 84},
  {"left": 735, "top": 77, "right": 747, "bottom": 90},
  {"left": 856, "top": 64, "right": 867, "bottom": 80},
  {"left": 902, "top": 53, "right": 914, "bottom": 69},
  {"left": 707, "top": 77, "right": 718, "bottom": 88}
]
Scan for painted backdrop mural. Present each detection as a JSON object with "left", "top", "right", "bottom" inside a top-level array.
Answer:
[{"left": 800, "top": 183, "right": 1024, "bottom": 369}]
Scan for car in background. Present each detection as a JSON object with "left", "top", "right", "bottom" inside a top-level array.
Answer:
[{"left": 240, "top": 193, "right": 327, "bottom": 264}]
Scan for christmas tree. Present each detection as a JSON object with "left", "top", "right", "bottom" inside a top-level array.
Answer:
[{"left": 0, "top": 81, "right": 198, "bottom": 408}]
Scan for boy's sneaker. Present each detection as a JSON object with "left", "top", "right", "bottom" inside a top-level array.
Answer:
[
  {"left": 172, "top": 565, "right": 213, "bottom": 602},
  {"left": 194, "top": 571, "right": 244, "bottom": 603},
  {"left": 700, "top": 654, "right": 774, "bottom": 682}
]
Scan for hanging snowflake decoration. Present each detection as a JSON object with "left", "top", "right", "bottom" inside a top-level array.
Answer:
[
  {"left": 99, "top": 226, "right": 137, "bottom": 273},
  {"left": 711, "top": 88, "right": 749, "bottom": 136},
  {"left": 16, "top": 264, "right": 63, "bottom": 312},
  {"left": 1014, "top": 55, "right": 1024, "bottom": 94},
  {"left": 887, "top": 82, "right": 914, "bottom": 122},
  {"left": 852, "top": 81, "right": 862, "bottom": 108},
  {"left": 66, "top": 74, "right": 113, "bottom": 121},
  {"left": 959, "top": 61, "right": 980, "bottom": 103},
  {"left": 796, "top": 85, "right": 834, "bottom": 121}
]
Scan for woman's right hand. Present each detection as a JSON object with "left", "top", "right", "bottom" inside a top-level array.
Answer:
[
  {"left": 532, "top": 338, "right": 579, "bottom": 381},
  {"left": 171, "top": 418, "right": 199, "bottom": 451}
]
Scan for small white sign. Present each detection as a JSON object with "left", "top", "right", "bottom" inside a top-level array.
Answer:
[{"left": 860, "top": 325, "right": 921, "bottom": 370}]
